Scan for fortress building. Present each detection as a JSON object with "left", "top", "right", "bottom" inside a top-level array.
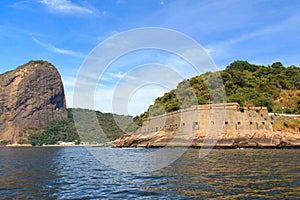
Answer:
[
  {"left": 113, "top": 103, "right": 299, "bottom": 148},
  {"left": 141, "top": 103, "right": 273, "bottom": 137},
  {"left": 111, "top": 103, "right": 300, "bottom": 148}
]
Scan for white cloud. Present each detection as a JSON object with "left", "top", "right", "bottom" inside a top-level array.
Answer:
[
  {"left": 108, "top": 72, "right": 126, "bottom": 79},
  {"left": 32, "top": 37, "right": 85, "bottom": 57},
  {"left": 108, "top": 72, "right": 136, "bottom": 80},
  {"left": 37, "top": 0, "right": 95, "bottom": 15}
]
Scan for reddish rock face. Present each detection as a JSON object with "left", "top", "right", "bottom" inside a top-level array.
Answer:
[{"left": 0, "top": 60, "right": 67, "bottom": 143}]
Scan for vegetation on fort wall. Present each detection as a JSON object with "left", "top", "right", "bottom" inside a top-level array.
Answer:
[
  {"left": 28, "top": 108, "right": 132, "bottom": 146},
  {"left": 273, "top": 119, "right": 300, "bottom": 134},
  {"left": 133, "top": 61, "right": 300, "bottom": 125}
]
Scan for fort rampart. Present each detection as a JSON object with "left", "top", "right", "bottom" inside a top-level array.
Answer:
[{"left": 141, "top": 103, "right": 273, "bottom": 136}]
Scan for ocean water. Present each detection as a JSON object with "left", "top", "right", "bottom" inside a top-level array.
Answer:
[{"left": 0, "top": 147, "right": 299, "bottom": 199}]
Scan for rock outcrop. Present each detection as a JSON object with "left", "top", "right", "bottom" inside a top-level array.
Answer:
[
  {"left": 0, "top": 60, "right": 67, "bottom": 143},
  {"left": 111, "top": 103, "right": 300, "bottom": 148},
  {"left": 111, "top": 130, "right": 300, "bottom": 148}
]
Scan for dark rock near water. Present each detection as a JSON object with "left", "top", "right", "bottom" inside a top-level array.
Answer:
[{"left": 0, "top": 60, "right": 67, "bottom": 143}]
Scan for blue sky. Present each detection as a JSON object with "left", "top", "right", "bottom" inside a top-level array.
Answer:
[{"left": 0, "top": 0, "right": 300, "bottom": 115}]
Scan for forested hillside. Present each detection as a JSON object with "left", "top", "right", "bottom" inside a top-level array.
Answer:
[
  {"left": 28, "top": 108, "right": 132, "bottom": 145},
  {"left": 133, "top": 61, "right": 300, "bottom": 126}
]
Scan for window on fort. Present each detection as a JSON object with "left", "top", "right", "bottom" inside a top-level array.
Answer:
[
  {"left": 262, "top": 122, "right": 265, "bottom": 125},
  {"left": 261, "top": 114, "right": 263, "bottom": 117},
  {"left": 210, "top": 121, "right": 214, "bottom": 125},
  {"left": 237, "top": 121, "right": 241, "bottom": 125},
  {"left": 225, "top": 121, "right": 228, "bottom": 125},
  {"left": 182, "top": 122, "right": 185, "bottom": 126},
  {"left": 194, "top": 122, "right": 198, "bottom": 125},
  {"left": 250, "top": 121, "right": 253, "bottom": 125},
  {"left": 170, "top": 125, "right": 172, "bottom": 127},
  {"left": 256, "top": 110, "right": 259, "bottom": 113},
  {"left": 265, "top": 118, "right": 267, "bottom": 121}
]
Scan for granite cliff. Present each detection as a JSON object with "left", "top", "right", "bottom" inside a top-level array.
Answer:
[{"left": 0, "top": 61, "right": 67, "bottom": 144}]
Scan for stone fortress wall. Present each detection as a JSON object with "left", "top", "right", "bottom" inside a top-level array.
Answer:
[{"left": 141, "top": 103, "right": 273, "bottom": 136}]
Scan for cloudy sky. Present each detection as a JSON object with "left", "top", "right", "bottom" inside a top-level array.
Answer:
[{"left": 0, "top": 0, "right": 300, "bottom": 115}]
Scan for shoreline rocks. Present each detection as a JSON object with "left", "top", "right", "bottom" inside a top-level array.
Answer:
[{"left": 110, "top": 130, "right": 300, "bottom": 149}]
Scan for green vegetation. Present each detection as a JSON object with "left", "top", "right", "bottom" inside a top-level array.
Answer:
[
  {"left": 273, "top": 119, "right": 300, "bottom": 134},
  {"left": 133, "top": 61, "right": 300, "bottom": 125},
  {"left": 70, "top": 108, "right": 133, "bottom": 143},
  {"left": 273, "top": 90, "right": 300, "bottom": 114},
  {"left": 17, "top": 139, "right": 29, "bottom": 144},
  {"left": 28, "top": 118, "right": 78, "bottom": 146},
  {"left": 28, "top": 108, "right": 133, "bottom": 146},
  {"left": 0, "top": 140, "right": 11, "bottom": 145}
]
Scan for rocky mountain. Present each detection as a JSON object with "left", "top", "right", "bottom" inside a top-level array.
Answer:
[{"left": 0, "top": 60, "right": 67, "bottom": 144}]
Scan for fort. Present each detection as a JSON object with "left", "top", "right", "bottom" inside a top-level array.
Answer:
[
  {"left": 112, "top": 102, "right": 300, "bottom": 148},
  {"left": 141, "top": 103, "right": 272, "bottom": 137}
]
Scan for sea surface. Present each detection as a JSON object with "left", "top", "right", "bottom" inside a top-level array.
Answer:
[{"left": 0, "top": 147, "right": 299, "bottom": 199}]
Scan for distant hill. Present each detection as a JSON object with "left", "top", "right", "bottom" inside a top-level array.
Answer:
[
  {"left": 133, "top": 61, "right": 300, "bottom": 126},
  {"left": 28, "top": 108, "right": 133, "bottom": 146}
]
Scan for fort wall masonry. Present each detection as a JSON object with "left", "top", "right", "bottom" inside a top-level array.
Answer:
[{"left": 141, "top": 103, "right": 273, "bottom": 137}]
